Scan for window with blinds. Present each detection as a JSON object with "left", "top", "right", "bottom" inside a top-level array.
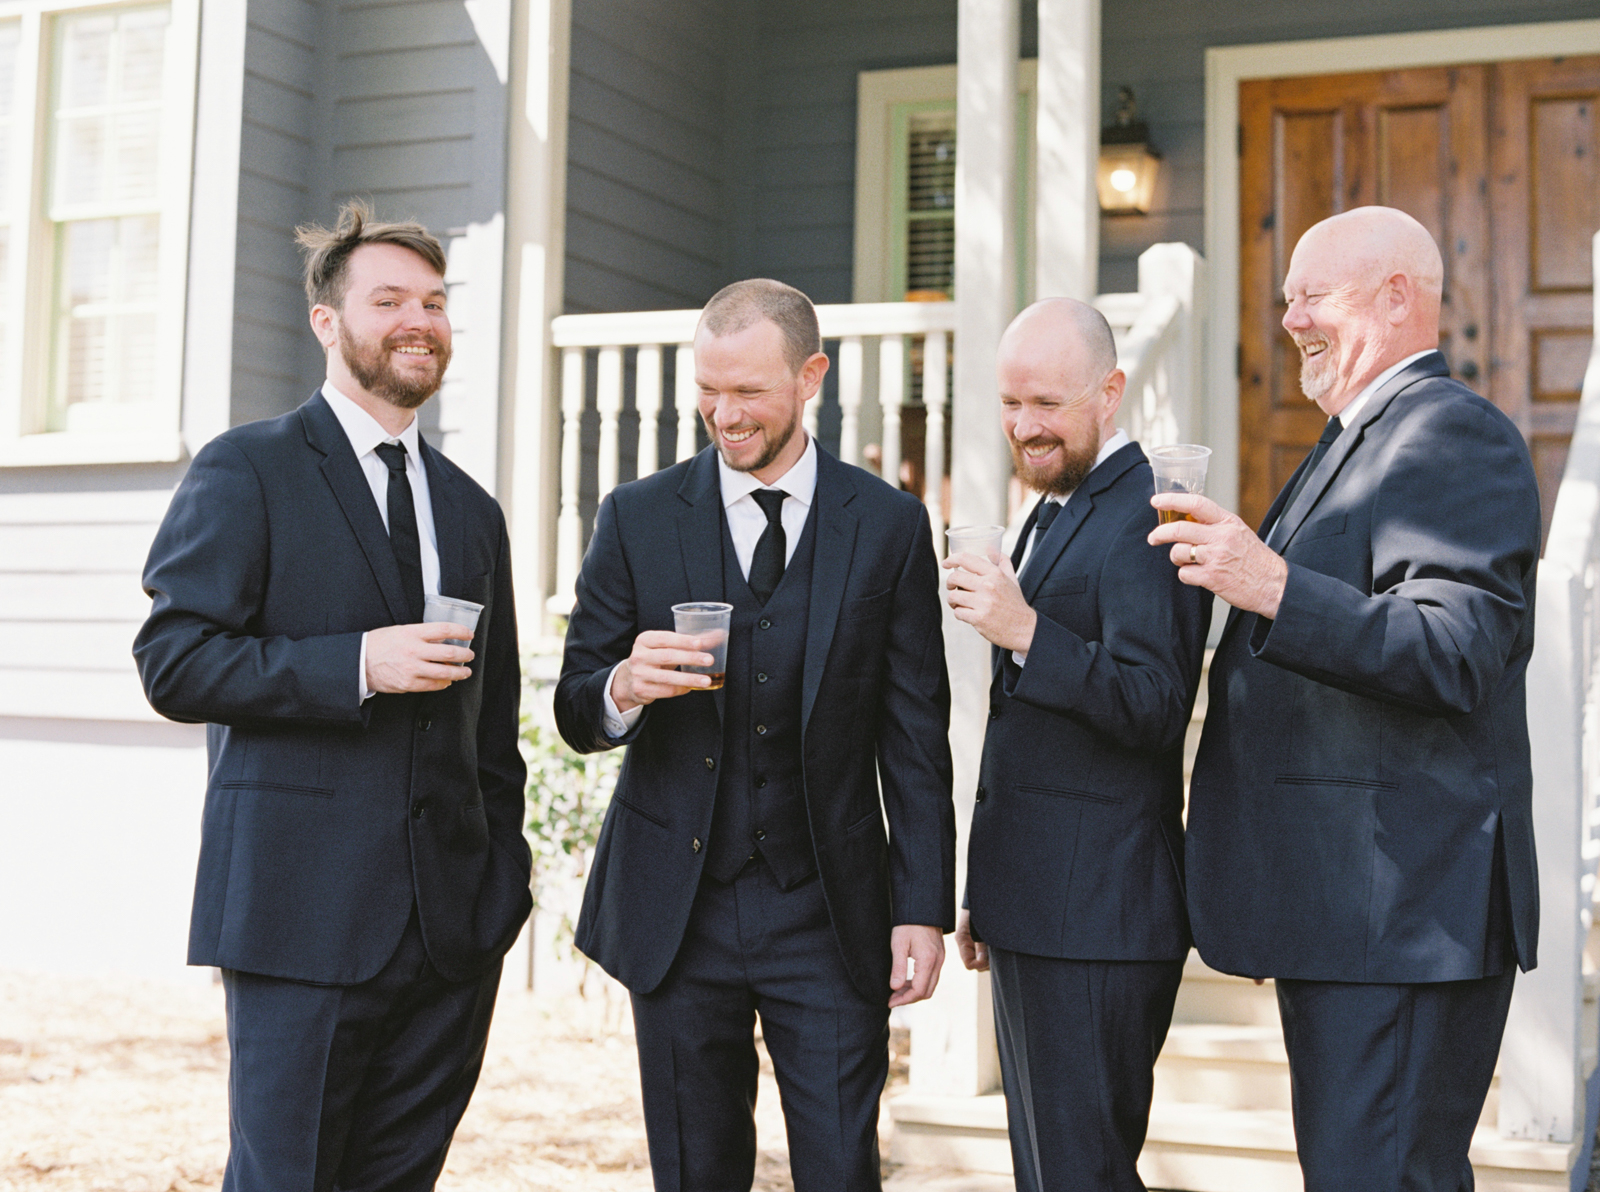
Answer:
[{"left": 904, "top": 110, "right": 955, "bottom": 298}]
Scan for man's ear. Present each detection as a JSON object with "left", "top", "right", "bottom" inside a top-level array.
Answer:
[
  {"left": 799, "top": 350, "right": 830, "bottom": 400},
  {"left": 1100, "top": 368, "right": 1127, "bottom": 427},
  {"left": 310, "top": 303, "right": 339, "bottom": 351},
  {"left": 1385, "top": 272, "right": 1413, "bottom": 326}
]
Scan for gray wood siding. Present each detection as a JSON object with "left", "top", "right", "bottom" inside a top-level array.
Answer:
[{"left": 564, "top": 0, "right": 730, "bottom": 313}]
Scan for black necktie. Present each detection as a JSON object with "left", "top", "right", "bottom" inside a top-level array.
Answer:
[
  {"left": 1012, "top": 499, "right": 1062, "bottom": 570},
  {"left": 1279, "top": 417, "right": 1343, "bottom": 524},
  {"left": 375, "top": 442, "right": 425, "bottom": 623},
  {"left": 748, "top": 489, "right": 789, "bottom": 604}
]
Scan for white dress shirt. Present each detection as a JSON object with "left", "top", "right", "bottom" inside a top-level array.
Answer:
[
  {"left": 1011, "top": 429, "right": 1129, "bottom": 666},
  {"left": 601, "top": 435, "right": 820, "bottom": 738},
  {"left": 321, "top": 382, "right": 441, "bottom": 700}
]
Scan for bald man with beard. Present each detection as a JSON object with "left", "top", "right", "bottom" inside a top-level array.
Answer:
[
  {"left": 1151, "top": 207, "right": 1542, "bottom": 1190},
  {"left": 945, "top": 299, "right": 1210, "bottom": 1192}
]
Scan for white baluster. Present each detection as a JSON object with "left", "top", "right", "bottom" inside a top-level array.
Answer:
[
  {"left": 922, "top": 330, "right": 948, "bottom": 544},
  {"left": 838, "top": 336, "right": 863, "bottom": 465},
  {"left": 554, "top": 346, "right": 586, "bottom": 607},
  {"left": 879, "top": 334, "right": 905, "bottom": 488},
  {"left": 636, "top": 344, "right": 662, "bottom": 478},
  {"left": 596, "top": 345, "right": 623, "bottom": 502},
  {"left": 675, "top": 343, "right": 698, "bottom": 462}
]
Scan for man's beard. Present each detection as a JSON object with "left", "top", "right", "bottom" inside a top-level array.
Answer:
[
  {"left": 1296, "top": 334, "right": 1336, "bottom": 403},
  {"left": 704, "top": 404, "right": 799, "bottom": 474},
  {"left": 339, "top": 327, "right": 451, "bottom": 410},
  {"left": 1010, "top": 432, "right": 1099, "bottom": 497}
]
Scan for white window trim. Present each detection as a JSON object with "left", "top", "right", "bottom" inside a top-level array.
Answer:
[
  {"left": 0, "top": 0, "right": 198, "bottom": 467},
  {"left": 853, "top": 60, "right": 1038, "bottom": 306},
  {"left": 1203, "top": 17, "right": 1600, "bottom": 517}
]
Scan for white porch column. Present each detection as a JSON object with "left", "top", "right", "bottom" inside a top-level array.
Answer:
[
  {"left": 908, "top": 0, "right": 1020, "bottom": 1102},
  {"left": 504, "top": 0, "right": 572, "bottom": 635},
  {"left": 1034, "top": 0, "right": 1100, "bottom": 301}
]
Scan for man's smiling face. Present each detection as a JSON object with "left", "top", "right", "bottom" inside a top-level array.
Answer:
[
  {"left": 694, "top": 317, "right": 823, "bottom": 485},
  {"left": 324, "top": 242, "right": 452, "bottom": 410},
  {"left": 1281, "top": 227, "right": 1391, "bottom": 415}
]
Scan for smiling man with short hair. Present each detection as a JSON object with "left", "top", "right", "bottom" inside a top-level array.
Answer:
[
  {"left": 556, "top": 277, "right": 955, "bottom": 1192},
  {"left": 135, "top": 202, "right": 530, "bottom": 1192}
]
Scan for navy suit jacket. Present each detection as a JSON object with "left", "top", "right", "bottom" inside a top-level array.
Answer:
[
  {"left": 966, "top": 442, "right": 1210, "bottom": 961},
  {"left": 1187, "top": 352, "right": 1541, "bottom": 982},
  {"left": 554, "top": 446, "right": 956, "bottom": 1001},
  {"left": 134, "top": 392, "right": 532, "bottom": 985}
]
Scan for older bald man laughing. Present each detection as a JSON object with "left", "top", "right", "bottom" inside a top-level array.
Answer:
[{"left": 1150, "top": 207, "right": 1542, "bottom": 1191}]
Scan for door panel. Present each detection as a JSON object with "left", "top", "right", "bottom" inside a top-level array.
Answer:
[
  {"left": 1489, "top": 56, "right": 1600, "bottom": 542},
  {"left": 1239, "top": 67, "right": 1489, "bottom": 529}
]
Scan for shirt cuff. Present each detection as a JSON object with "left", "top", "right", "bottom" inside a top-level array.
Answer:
[
  {"left": 1010, "top": 649, "right": 1027, "bottom": 667},
  {"left": 359, "top": 631, "right": 375, "bottom": 702},
  {"left": 602, "top": 661, "right": 644, "bottom": 739}
]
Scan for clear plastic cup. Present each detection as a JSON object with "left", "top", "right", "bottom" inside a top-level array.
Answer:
[
  {"left": 423, "top": 593, "right": 484, "bottom": 648},
  {"left": 946, "top": 524, "right": 1006, "bottom": 563},
  {"left": 671, "top": 601, "right": 732, "bottom": 691},
  {"left": 1149, "top": 445, "right": 1212, "bottom": 524}
]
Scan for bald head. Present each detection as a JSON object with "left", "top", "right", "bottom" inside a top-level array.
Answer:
[
  {"left": 997, "top": 298, "right": 1126, "bottom": 496},
  {"left": 1282, "top": 206, "right": 1446, "bottom": 415},
  {"left": 999, "top": 298, "right": 1119, "bottom": 383}
]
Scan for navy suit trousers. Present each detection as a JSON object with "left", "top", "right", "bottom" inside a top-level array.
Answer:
[
  {"left": 630, "top": 859, "right": 890, "bottom": 1192},
  {"left": 988, "top": 947, "right": 1184, "bottom": 1192},
  {"left": 220, "top": 910, "right": 501, "bottom": 1192},
  {"left": 1276, "top": 971, "right": 1516, "bottom": 1192}
]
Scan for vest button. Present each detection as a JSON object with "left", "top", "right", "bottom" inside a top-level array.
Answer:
[
  {"left": 975, "top": 786, "right": 987, "bottom": 803},
  {"left": 411, "top": 801, "right": 427, "bottom": 818},
  {"left": 759, "top": 618, "right": 772, "bottom": 630},
  {"left": 417, "top": 718, "right": 432, "bottom": 731},
  {"left": 755, "top": 724, "right": 767, "bottom": 735},
  {"left": 756, "top": 777, "right": 767, "bottom": 789},
  {"left": 754, "top": 829, "right": 767, "bottom": 841},
  {"left": 705, "top": 757, "right": 716, "bottom": 770},
  {"left": 757, "top": 672, "right": 768, "bottom": 683},
  {"left": 692, "top": 837, "right": 702, "bottom": 852},
  {"left": 988, "top": 707, "right": 999, "bottom": 720}
]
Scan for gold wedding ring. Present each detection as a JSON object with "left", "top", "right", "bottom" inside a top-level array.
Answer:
[{"left": 1189, "top": 543, "right": 1200, "bottom": 566}]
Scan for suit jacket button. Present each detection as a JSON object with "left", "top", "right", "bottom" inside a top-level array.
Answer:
[
  {"left": 411, "top": 801, "right": 427, "bottom": 818},
  {"left": 692, "top": 837, "right": 702, "bottom": 852},
  {"left": 975, "top": 787, "right": 986, "bottom": 803},
  {"left": 417, "top": 718, "right": 431, "bottom": 731},
  {"left": 755, "top": 724, "right": 767, "bottom": 735},
  {"left": 756, "top": 776, "right": 767, "bottom": 789},
  {"left": 759, "top": 618, "right": 771, "bottom": 630},
  {"left": 754, "top": 829, "right": 767, "bottom": 841},
  {"left": 757, "top": 672, "right": 768, "bottom": 683},
  {"left": 988, "top": 708, "right": 999, "bottom": 720},
  {"left": 705, "top": 757, "right": 716, "bottom": 771}
]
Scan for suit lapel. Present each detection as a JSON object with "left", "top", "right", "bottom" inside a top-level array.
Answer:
[
  {"left": 676, "top": 449, "right": 727, "bottom": 724},
  {"left": 421, "top": 441, "right": 465, "bottom": 597},
  {"left": 1266, "top": 352, "right": 1449, "bottom": 555},
  {"left": 300, "top": 392, "right": 411, "bottom": 625},
  {"left": 802, "top": 450, "right": 860, "bottom": 734}
]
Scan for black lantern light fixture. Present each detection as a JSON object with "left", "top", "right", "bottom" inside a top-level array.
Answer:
[{"left": 1098, "top": 87, "right": 1161, "bottom": 215}]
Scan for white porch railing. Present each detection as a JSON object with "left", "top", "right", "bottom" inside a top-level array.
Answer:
[
  {"left": 1095, "top": 242, "right": 1206, "bottom": 449},
  {"left": 545, "top": 242, "right": 1204, "bottom": 615},
  {"left": 547, "top": 301, "right": 955, "bottom": 612},
  {"left": 1503, "top": 230, "right": 1600, "bottom": 1148}
]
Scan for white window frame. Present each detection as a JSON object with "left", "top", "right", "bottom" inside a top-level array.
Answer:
[
  {"left": 0, "top": 0, "right": 198, "bottom": 466},
  {"left": 852, "top": 60, "right": 1038, "bottom": 307}
]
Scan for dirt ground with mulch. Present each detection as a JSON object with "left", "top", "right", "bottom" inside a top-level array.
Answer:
[{"left": 0, "top": 969, "right": 909, "bottom": 1192}]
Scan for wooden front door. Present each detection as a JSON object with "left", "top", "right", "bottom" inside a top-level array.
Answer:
[{"left": 1238, "top": 57, "right": 1600, "bottom": 540}]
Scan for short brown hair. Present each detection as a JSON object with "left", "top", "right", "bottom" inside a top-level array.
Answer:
[
  {"left": 698, "top": 278, "right": 821, "bottom": 374},
  {"left": 294, "top": 200, "right": 447, "bottom": 311}
]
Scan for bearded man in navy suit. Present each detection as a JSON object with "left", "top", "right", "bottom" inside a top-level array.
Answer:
[
  {"left": 136, "top": 204, "right": 530, "bottom": 1192},
  {"left": 1151, "top": 206, "right": 1541, "bottom": 1191},
  {"left": 945, "top": 298, "right": 1210, "bottom": 1191},
  {"left": 556, "top": 278, "right": 955, "bottom": 1192}
]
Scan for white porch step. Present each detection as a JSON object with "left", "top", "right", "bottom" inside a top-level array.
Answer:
[{"left": 889, "top": 1093, "right": 1576, "bottom": 1191}]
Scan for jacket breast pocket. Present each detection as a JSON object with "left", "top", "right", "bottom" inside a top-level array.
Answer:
[
  {"left": 1034, "top": 573, "right": 1088, "bottom": 598},
  {"left": 840, "top": 588, "right": 892, "bottom": 622},
  {"left": 1296, "top": 514, "right": 1347, "bottom": 544}
]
